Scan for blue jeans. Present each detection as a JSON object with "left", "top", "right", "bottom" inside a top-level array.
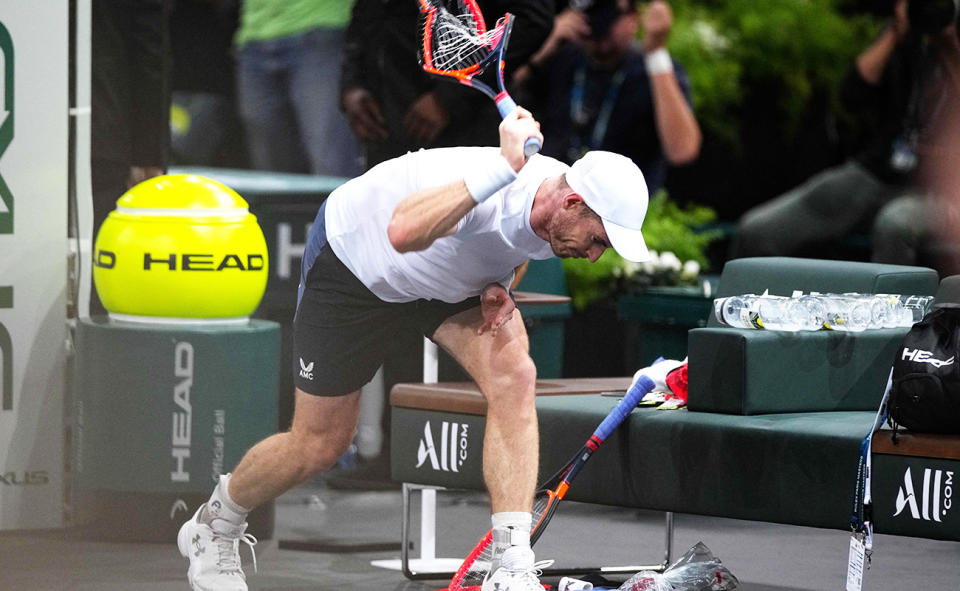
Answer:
[{"left": 237, "top": 27, "right": 362, "bottom": 177}]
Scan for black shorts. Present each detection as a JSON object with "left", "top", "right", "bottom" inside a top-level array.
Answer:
[{"left": 292, "top": 243, "right": 478, "bottom": 396}]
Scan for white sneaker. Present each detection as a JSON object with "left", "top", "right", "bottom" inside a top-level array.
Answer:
[
  {"left": 481, "top": 546, "right": 545, "bottom": 591},
  {"left": 177, "top": 504, "right": 257, "bottom": 591}
]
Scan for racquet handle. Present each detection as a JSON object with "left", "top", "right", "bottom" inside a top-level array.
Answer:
[
  {"left": 593, "top": 374, "right": 655, "bottom": 442},
  {"left": 523, "top": 137, "right": 542, "bottom": 157},
  {"left": 496, "top": 94, "right": 542, "bottom": 157}
]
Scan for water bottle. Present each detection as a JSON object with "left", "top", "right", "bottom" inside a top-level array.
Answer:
[
  {"left": 754, "top": 296, "right": 800, "bottom": 331},
  {"left": 715, "top": 295, "right": 802, "bottom": 330},
  {"left": 897, "top": 294, "right": 934, "bottom": 326},
  {"left": 868, "top": 294, "right": 897, "bottom": 328},
  {"left": 869, "top": 294, "right": 933, "bottom": 328},
  {"left": 823, "top": 294, "right": 872, "bottom": 332},
  {"left": 558, "top": 577, "right": 594, "bottom": 591},
  {"left": 785, "top": 294, "right": 828, "bottom": 331},
  {"left": 714, "top": 295, "right": 761, "bottom": 329}
]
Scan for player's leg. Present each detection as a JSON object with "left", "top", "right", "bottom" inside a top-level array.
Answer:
[
  {"left": 179, "top": 229, "right": 392, "bottom": 590},
  {"left": 433, "top": 306, "right": 537, "bottom": 511},
  {"left": 432, "top": 307, "right": 543, "bottom": 590},
  {"left": 226, "top": 389, "right": 362, "bottom": 508},
  {"left": 178, "top": 389, "right": 361, "bottom": 591}
]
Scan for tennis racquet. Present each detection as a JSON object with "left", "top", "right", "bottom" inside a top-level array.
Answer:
[
  {"left": 447, "top": 371, "right": 659, "bottom": 590},
  {"left": 416, "top": 0, "right": 541, "bottom": 156}
]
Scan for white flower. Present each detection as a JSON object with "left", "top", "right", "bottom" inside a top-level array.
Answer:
[
  {"left": 659, "top": 251, "right": 682, "bottom": 271},
  {"left": 641, "top": 250, "right": 660, "bottom": 275},
  {"left": 622, "top": 260, "right": 643, "bottom": 278},
  {"left": 682, "top": 259, "right": 701, "bottom": 278},
  {"left": 693, "top": 20, "right": 730, "bottom": 53}
]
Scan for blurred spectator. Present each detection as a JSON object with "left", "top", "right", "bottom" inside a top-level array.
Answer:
[
  {"left": 168, "top": 0, "right": 246, "bottom": 168},
  {"left": 877, "top": 11, "right": 960, "bottom": 273},
  {"left": 340, "top": 0, "right": 553, "bottom": 169},
  {"left": 234, "top": 0, "right": 362, "bottom": 177},
  {"left": 919, "top": 90, "right": 960, "bottom": 274},
  {"left": 91, "top": 0, "right": 171, "bottom": 315},
  {"left": 730, "top": 0, "right": 960, "bottom": 268},
  {"left": 515, "top": 0, "right": 701, "bottom": 196}
]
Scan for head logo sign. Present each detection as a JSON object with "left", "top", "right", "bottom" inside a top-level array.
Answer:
[{"left": 0, "top": 22, "right": 13, "bottom": 413}]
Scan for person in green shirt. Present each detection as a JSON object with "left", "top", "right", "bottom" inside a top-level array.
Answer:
[{"left": 235, "top": 0, "right": 362, "bottom": 177}]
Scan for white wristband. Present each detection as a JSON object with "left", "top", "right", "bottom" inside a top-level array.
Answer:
[
  {"left": 463, "top": 155, "right": 518, "bottom": 203},
  {"left": 645, "top": 48, "right": 674, "bottom": 76}
]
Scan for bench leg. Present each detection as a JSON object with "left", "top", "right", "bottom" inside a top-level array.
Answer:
[
  {"left": 373, "top": 482, "right": 463, "bottom": 580},
  {"left": 664, "top": 511, "right": 674, "bottom": 567},
  {"left": 381, "top": 483, "right": 677, "bottom": 581}
]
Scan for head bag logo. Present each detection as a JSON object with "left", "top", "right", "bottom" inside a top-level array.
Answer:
[
  {"left": 894, "top": 467, "right": 953, "bottom": 522},
  {"left": 416, "top": 421, "right": 469, "bottom": 472}
]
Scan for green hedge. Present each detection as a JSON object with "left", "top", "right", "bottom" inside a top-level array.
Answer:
[{"left": 666, "top": 0, "right": 880, "bottom": 147}]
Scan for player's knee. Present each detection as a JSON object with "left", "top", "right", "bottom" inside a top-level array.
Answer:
[
  {"left": 504, "top": 352, "right": 537, "bottom": 390},
  {"left": 292, "top": 426, "right": 354, "bottom": 476},
  {"left": 485, "top": 353, "right": 537, "bottom": 406}
]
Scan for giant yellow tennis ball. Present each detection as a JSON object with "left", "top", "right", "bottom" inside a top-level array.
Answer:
[{"left": 93, "top": 174, "right": 269, "bottom": 321}]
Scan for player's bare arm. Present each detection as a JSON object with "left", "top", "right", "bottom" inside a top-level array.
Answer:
[
  {"left": 388, "top": 108, "right": 543, "bottom": 254},
  {"left": 387, "top": 180, "right": 476, "bottom": 253}
]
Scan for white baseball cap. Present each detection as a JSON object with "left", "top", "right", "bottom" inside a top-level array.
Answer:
[{"left": 566, "top": 151, "right": 650, "bottom": 262}]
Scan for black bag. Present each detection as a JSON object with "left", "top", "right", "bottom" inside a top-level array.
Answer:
[{"left": 888, "top": 306, "right": 960, "bottom": 433}]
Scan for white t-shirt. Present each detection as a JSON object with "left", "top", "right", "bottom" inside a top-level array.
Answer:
[{"left": 324, "top": 147, "right": 568, "bottom": 303}]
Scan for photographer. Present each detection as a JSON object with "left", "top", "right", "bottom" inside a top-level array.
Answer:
[
  {"left": 514, "top": 0, "right": 701, "bottom": 197},
  {"left": 730, "top": 0, "right": 960, "bottom": 269}
]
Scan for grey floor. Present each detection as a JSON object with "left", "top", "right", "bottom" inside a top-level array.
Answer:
[{"left": 1, "top": 477, "right": 958, "bottom": 591}]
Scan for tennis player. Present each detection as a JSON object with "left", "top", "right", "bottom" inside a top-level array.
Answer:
[{"left": 178, "top": 107, "right": 651, "bottom": 591}]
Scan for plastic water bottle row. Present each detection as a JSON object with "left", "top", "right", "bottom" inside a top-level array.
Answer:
[{"left": 713, "top": 293, "right": 934, "bottom": 332}]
